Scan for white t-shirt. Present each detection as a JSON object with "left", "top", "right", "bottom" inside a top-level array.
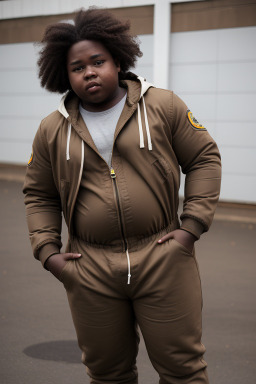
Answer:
[{"left": 79, "top": 94, "right": 127, "bottom": 166}]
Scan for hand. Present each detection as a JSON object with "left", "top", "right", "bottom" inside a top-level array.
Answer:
[
  {"left": 45, "top": 253, "right": 81, "bottom": 280},
  {"left": 158, "top": 229, "right": 197, "bottom": 253}
]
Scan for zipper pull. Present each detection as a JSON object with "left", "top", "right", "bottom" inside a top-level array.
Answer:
[{"left": 111, "top": 168, "right": 116, "bottom": 179}]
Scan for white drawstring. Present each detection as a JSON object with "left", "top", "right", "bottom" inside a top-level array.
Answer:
[
  {"left": 142, "top": 96, "right": 152, "bottom": 151},
  {"left": 126, "top": 249, "right": 131, "bottom": 284},
  {"left": 137, "top": 97, "right": 152, "bottom": 151},
  {"left": 66, "top": 122, "right": 72, "bottom": 160},
  {"left": 79, "top": 140, "right": 84, "bottom": 180},
  {"left": 137, "top": 103, "right": 145, "bottom": 149},
  {"left": 66, "top": 124, "right": 84, "bottom": 179}
]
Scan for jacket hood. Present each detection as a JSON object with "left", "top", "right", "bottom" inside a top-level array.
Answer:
[
  {"left": 135, "top": 76, "right": 154, "bottom": 150},
  {"left": 58, "top": 75, "right": 154, "bottom": 120},
  {"left": 58, "top": 74, "right": 155, "bottom": 160},
  {"left": 137, "top": 75, "right": 154, "bottom": 98}
]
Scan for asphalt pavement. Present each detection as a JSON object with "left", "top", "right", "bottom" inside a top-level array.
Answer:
[{"left": 0, "top": 168, "right": 255, "bottom": 384}]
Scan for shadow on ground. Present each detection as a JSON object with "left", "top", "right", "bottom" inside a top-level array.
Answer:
[{"left": 23, "top": 340, "right": 81, "bottom": 364}]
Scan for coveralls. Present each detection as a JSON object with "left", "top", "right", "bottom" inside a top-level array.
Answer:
[{"left": 23, "top": 76, "right": 221, "bottom": 384}]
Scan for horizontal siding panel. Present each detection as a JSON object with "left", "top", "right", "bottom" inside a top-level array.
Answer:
[
  {"left": 170, "top": 63, "right": 217, "bottom": 93},
  {"left": 215, "top": 122, "right": 256, "bottom": 148},
  {"left": 0, "top": 94, "right": 61, "bottom": 119},
  {"left": 0, "top": 6, "right": 153, "bottom": 44},
  {"left": 176, "top": 93, "right": 217, "bottom": 122},
  {"left": 172, "top": 0, "right": 256, "bottom": 32},
  {"left": 134, "top": 65, "right": 153, "bottom": 83},
  {"left": 1, "top": 1, "right": 255, "bottom": 43},
  {"left": 216, "top": 94, "right": 255, "bottom": 122},
  {"left": 220, "top": 173, "right": 256, "bottom": 203},
  {"left": 0, "top": 141, "right": 32, "bottom": 164},
  {"left": 135, "top": 35, "right": 154, "bottom": 65},
  {"left": 220, "top": 147, "right": 256, "bottom": 176},
  {"left": 170, "top": 30, "right": 218, "bottom": 64},
  {"left": 218, "top": 62, "right": 256, "bottom": 93},
  {"left": 218, "top": 27, "right": 256, "bottom": 61},
  {"left": 0, "top": 42, "right": 38, "bottom": 69},
  {"left": 0, "top": 69, "right": 41, "bottom": 93},
  {"left": 0, "top": 118, "right": 39, "bottom": 141}
]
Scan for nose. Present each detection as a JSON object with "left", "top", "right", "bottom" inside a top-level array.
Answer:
[{"left": 84, "top": 66, "right": 97, "bottom": 80}]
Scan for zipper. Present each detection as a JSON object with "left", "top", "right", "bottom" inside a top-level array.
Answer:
[
  {"left": 68, "top": 140, "right": 85, "bottom": 235},
  {"left": 111, "top": 167, "right": 131, "bottom": 284}
]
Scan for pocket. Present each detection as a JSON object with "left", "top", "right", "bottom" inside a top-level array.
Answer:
[
  {"left": 171, "top": 238, "right": 194, "bottom": 257},
  {"left": 152, "top": 156, "right": 173, "bottom": 184},
  {"left": 59, "top": 259, "right": 73, "bottom": 284}
]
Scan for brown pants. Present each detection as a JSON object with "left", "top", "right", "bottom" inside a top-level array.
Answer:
[{"left": 60, "top": 234, "right": 209, "bottom": 384}]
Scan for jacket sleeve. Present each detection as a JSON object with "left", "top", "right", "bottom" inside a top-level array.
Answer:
[
  {"left": 171, "top": 93, "right": 221, "bottom": 238},
  {"left": 23, "top": 122, "right": 62, "bottom": 267}
]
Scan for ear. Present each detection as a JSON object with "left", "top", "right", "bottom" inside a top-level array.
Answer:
[{"left": 114, "top": 59, "right": 121, "bottom": 72}]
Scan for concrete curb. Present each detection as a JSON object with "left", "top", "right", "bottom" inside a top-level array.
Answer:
[{"left": 214, "top": 213, "right": 256, "bottom": 225}]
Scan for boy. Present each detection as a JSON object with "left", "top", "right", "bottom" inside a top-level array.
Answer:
[{"left": 23, "top": 7, "right": 221, "bottom": 384}]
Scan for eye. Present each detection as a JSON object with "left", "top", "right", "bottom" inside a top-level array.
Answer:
[
  {"left": 73, "top": 66, "right": 84, "bottom": 72},
  {"left": 94, "top": 60, "right": 105, "bottom": 66}
]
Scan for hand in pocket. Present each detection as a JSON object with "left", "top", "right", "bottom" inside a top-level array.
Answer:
[
  {"left": 158, "top": 229, "right": 197, "bottom": 253},
  {"left": 45, "top": 253, "right": 81, "bottom": 280}
]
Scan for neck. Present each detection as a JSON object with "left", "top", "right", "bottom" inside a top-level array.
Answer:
[{"left": 82, "top": 87, "right": 126, "bottom": 112}]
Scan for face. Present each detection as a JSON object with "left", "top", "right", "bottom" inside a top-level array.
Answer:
[{"left": 67, "top": 40, "right": 125, "bottom": 112}]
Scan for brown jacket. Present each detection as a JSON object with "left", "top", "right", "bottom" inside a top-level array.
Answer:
[{"left": 23, "top": 77, "right": 221, "bottom": 266}]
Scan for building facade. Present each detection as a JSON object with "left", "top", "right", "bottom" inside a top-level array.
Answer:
[{"left": 0, "top": 0, "right": 256, "bottom": 203}]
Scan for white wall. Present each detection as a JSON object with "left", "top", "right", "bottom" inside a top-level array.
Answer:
[
  {"left": 135, "top": 34, "right": 154, "bottom": 83},
  {"left": 0, "top": 27, "right": 255, "bottom": 203},
  {"left": 0, "top": 35, "right": 153, "bottom": 164},
  {"left": 0, "top": 43, "right": 60, "bottom": 163},
  {"left": 169, "top": 27, "right": 256, "bottom": 203},
  {"left": 0, "top": 0, "right": 202, "bottom": 20}
]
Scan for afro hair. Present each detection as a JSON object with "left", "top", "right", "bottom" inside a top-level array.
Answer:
[{"left": 37, "top": 7, "right": 142, "bottom": 93}]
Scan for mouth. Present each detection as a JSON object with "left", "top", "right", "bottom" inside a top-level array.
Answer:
[{"left": 86, "top": 82, "right": 101, "bottom": 92}]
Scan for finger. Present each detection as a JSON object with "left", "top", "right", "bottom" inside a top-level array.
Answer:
[
  {"left": 64, "top": 253, "right": 81, "bottom": 260},
  {"left": 158, "top": 233, "right": 174, "bottom": 244}
]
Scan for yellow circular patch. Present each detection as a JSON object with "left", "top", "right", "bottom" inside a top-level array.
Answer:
[
  {"left": 187, "top": 110, "right": 206, "bottom": 130},
  {"left": 28, "top": 150, "right": 33, "bottom": 166}
]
